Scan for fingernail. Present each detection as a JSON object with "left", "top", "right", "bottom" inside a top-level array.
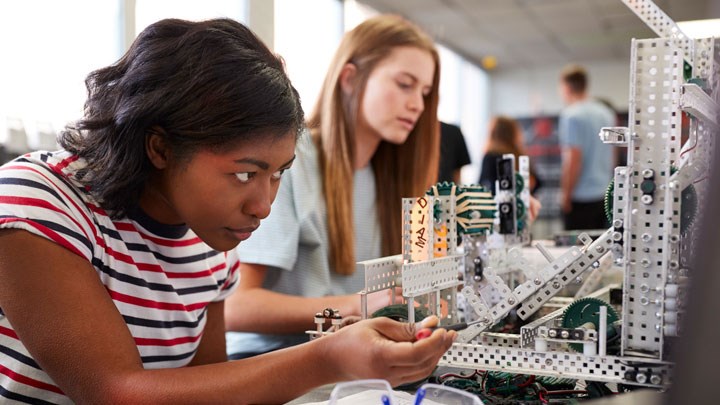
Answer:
[{"left": 418, "top": 317, "right": 433, "bottom": 328}]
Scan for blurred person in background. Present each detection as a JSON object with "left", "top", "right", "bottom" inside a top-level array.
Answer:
[{"left": 558, "top": 64, "right": 615, "bottom": 230}]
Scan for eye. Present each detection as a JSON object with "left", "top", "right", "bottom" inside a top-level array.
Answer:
[
  {"left": 235, "top": 172, "right": 255, "bottom": 183},
  {"left": 397, "top": 80, "right": 413, "bottom": 90},
  {"left": 271, "top": 169, "right": 287, "bottom": 180}
]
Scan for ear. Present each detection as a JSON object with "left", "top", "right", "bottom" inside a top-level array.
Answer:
[
  {"left": 146, "top": 127, "right": 170, "bottom": 170},
  {"left": 339, "top": 63, "right": 358, "bottom": 96}
]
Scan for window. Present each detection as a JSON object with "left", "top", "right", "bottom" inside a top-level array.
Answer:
[
  {"left": 274, "top": 0, "right": 343, "bottom": 114},
  {"left": 0, "top": 0, "right": 122, "bottom": 149}
]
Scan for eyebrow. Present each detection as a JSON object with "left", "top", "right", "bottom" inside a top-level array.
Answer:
[{"left": 234, "top": 155, "right": 296, "bottom": 170}]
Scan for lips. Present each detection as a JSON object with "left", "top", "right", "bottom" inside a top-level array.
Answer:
[
  {"left": 398, "top": 117, "right": 416, "bottom": 130},
  {"left": 226, "top": 225, "right": 258, "bottom": 242}
]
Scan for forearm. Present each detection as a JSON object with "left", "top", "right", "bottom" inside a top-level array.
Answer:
[
  {"left": 102, "top": 339, "right": 335, "bottom": 404},
  {"left": 225, "top": 288, "right": 359, "bottom": 334}
]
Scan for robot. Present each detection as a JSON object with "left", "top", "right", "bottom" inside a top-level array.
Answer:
[{"left": 309, "top": 0, "right": 718, "bottom": 394}]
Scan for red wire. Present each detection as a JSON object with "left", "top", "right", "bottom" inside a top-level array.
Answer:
[{"left": 517, "top": 375, "right": 535, "bottom": 388}]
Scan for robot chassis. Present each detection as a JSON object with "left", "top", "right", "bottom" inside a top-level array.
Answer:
[{"left": 309, "top": 0, "right": 718, "bottom": 391}]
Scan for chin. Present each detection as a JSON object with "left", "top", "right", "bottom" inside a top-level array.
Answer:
[
  {"left": 196, "top": 233, "right": 240, "bottom": 252},
  {"left": 384, "top": 132, "right": 411, "bottom": 145}
]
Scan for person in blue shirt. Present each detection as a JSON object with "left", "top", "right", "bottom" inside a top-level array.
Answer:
[{"left": 558, "top": 64, "right": 615, "bottom": 230}]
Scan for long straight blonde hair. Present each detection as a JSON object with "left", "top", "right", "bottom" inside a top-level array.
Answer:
[{"left": 307, "top": 15, "right": 440, "bottom": 275}]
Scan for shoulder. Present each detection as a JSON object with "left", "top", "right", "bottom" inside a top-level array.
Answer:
[
  {"left": 0, "top": 151, "right": 92, "bottom": 204},
  {"left": 287, "top": 131, "right": 322, "bottom": 187},
  {"left": 441, "top": 122, "right": 463, "bottom": 139},
  {"left": 0, "top": 151, "right": 98, "bottom": 260}
]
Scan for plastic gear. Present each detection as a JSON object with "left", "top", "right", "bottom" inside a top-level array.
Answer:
[
  {"left": 427, "top": 182, "right": 494, "bottom": 236},
  {"left": 428, "top": 181, "right": 461, "bottom": 197},
  {"left": 561, "top": 297, "right": 619, "bottom": 352},
  {"left": 604, "top": 179, "right": 614, "bottom": 225},
  {"left": 515, "top": 199, "right": 526, "bottom": 231},
  {"left": 371, "top": 304, "right": 428, "bottom": 323},
  {"left": 514, "top": 173, "right": 524, "bottom": 195},
  {"left": 603, "top": 167, "right": 698, "bottom": 233}
]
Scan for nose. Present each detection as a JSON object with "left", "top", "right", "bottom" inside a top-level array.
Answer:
[
  {"left": 407, "top": 89, "right": 425, "bottom": 113},
  {"left": 243, "top": 181, "right": 274, "bottom": 220}
]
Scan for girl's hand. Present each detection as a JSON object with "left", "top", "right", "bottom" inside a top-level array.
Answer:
[{"left": 323, "top": 316, "right": 455, "bottom": 387}]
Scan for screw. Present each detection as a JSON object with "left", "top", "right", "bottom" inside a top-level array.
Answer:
[
  {"left": 596, "top": 245, "right": 605, "bottom": 253},
  {"left": 560, "top": 330, "right": 570, "bottom": 339},
  {"left": 641, "top": 195, "right": 654, "bottom": 205},
  {"left": 534, "top": 278, "right": 542, "bottom": 285},
  {"left": 642, "top": 169, "right": 655, "bottom": 179},
  {"left": 548, "top": 329, "right": 558, "bottom": 338},
  {"left": 641, "top": 258, "right": 651, "bottom": 267},
  {"left": 508, "top": 298, "right": 516, "bottom": 305},
  {"left": 650, "top": 374, "right": 662, "bottom": 385},
  {"left": 641, "top": 233, "right": 652, "bottom": 242},
  {"left": 613, "top": 219, "right": 624, "bottom": 228}
]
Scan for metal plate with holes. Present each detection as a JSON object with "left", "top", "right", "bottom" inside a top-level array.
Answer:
[
  {"left": 517, "top": 231, "right": 613, "bottom": 320},
  {"left": 622, "top": 0, "right": 692, "bottom": 59},
  {"left": 401, "top": 255, "right": 463, "bottom": 296},
  {"left": 621, "top": 38, "right": 683, "bottom": 358},
  {"left": 441, "top": 343, "right": 672, "bottom": 388},
  {"left": 359, "top": 255, "right": 402, "bottom": 293}
]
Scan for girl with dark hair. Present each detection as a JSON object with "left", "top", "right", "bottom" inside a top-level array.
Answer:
[
  {"left": 0, "top": 18, "right": 454, "bottom": 403},
  {"left": 478, "top": 116, "right": 542, "bottom": 219},
  {"left": 225, "top": 14, "right": 442, "bottom": 359}
]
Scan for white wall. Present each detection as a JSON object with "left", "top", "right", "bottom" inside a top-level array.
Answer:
[{"left": 489, "top": 60, "right": 631, "bottom": 118}]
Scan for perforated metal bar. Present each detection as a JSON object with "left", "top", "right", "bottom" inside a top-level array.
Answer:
[
  {"left": 517, "top": 230, "right": 613, "bottom": 320},
  {"left": 680, "top": 83, "right": 718, "bottom": 127},
  {"left": 621, "top": 38, "right": 683, "bottom": 358},
  {"left": 441, "top": 344, "right": 672, "bottom": 388},
  {"left": 359, "top": 255, "right": 402, "bottom": 293},
  {"left": 401, "top": 255, "right": 463, "bottom": 296},
  {"left": 622, "top": 0, "right": 692, "bottom": 61}
]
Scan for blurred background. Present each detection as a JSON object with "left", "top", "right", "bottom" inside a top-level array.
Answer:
[{"left": 1, "top": 0, "right": 718, "bottom": 239}]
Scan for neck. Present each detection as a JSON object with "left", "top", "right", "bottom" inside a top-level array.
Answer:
[
  {"left": 354, "top": 128, "right": 381, "bottom": 169},
  {"left": 567, "top": 92, "right": 587, "bottom": 104},
  {"left": 138, "top": 179, "right": 183, "bottom": 225}
]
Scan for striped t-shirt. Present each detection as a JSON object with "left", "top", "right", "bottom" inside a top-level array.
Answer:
[{"left": 0, "top": 150, "right": 240, "bottom": 404}]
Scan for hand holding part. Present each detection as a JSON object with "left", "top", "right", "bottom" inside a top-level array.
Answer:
[{"left": 415, "top": 322, "right": 469, "bottom": 340}]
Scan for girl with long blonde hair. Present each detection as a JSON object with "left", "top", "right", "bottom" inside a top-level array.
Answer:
[{"left": 225, "top": 14, "right": 441, "bottom": 359}]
